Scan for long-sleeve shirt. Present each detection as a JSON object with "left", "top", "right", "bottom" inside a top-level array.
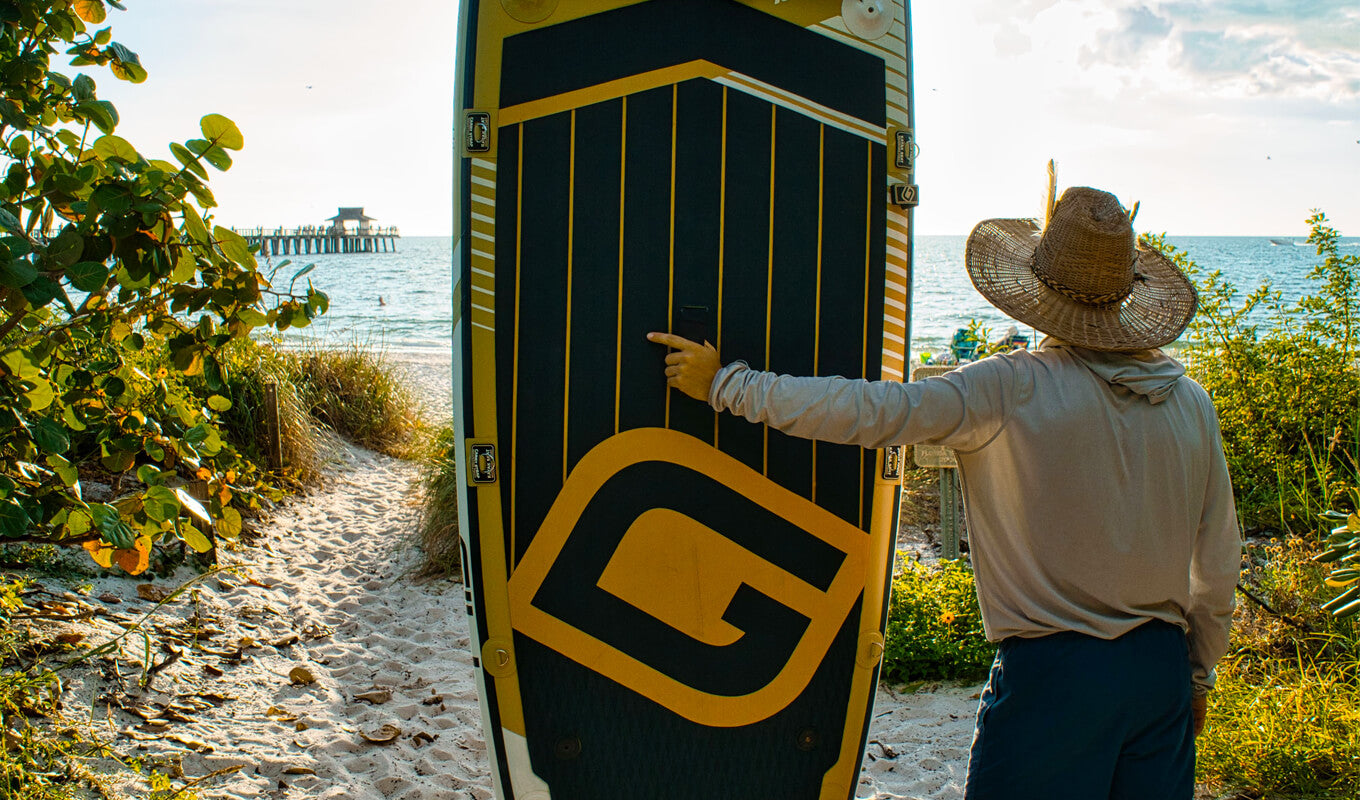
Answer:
[{"left": 709, "top": 340, "right": 1241, "bottom": 695}]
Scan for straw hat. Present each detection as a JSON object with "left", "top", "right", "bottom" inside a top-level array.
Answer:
[{"left": 965, "top": 173, "right": 1197, "bottom": 352}]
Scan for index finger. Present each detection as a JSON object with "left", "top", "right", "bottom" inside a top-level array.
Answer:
[{"left": 647, "top": 331, "right": 703, "bottom": 351}]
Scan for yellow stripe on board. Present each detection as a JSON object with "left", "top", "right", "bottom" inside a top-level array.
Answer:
[
  {"left": 763, "top": 103, "right": 777, "bottom": 477},
  {"left": 811, "top": 124, "right": 825, "bottom": 504},
  {"left": 614, "top": 98, "right": 628, "bottom": 435},
  {"left": 715, "top": 72, "right": 885, "bottom": 143},
  {"left": 714, "top": 87, "right": 728, "bottom": 447},
  {"left": 510, "top": 127, "right": 524, "bottom": 563},
  {"left": 665, "top": 84, "right": 678, "bottom": 430},
  {"left": 499, "top": 58, "right": 886, "bottom": 146},
  {"left": 501, "top": 61, "right": 728, "bottom": 127},
  {"left": 563, "top": 110, "right": 577, "bottom": 483},
  {"left": 860, "top": 139, "right": 872, "bottom": 530}
]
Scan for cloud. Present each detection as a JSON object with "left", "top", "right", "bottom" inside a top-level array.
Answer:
[
  {"left": 1078, "top": 0, "right": 1360, "bottom": 101},
  {"left": 1078, "top": 5, "right": 1173, "bottom": 67}
]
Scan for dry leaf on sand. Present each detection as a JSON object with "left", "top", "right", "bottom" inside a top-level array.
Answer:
[
  {"left": 288, "top": 666, "right": 315, "bottom": 686},
  {"left": 360, "top": 724, "right": 402, "bottom": 745},
  {"left": 353, "top": 689, "right": 391, "bottom": 705},
  {"left": 136, "top": 584, "right": 172, "bottom": 602}
]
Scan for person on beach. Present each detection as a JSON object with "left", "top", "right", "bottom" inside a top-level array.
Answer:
[{"left": 648, "top": 184, "right": 1241, "bottom": 800}]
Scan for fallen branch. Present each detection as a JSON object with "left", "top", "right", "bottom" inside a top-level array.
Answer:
[{"left": 1236, "top": 581, "right": 1315, "bottom": 634}]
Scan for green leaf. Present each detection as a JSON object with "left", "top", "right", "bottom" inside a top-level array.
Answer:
[
  {"left": 73, "top": 0, "right": 107, "bottom": 23},
  {"left": 202, "top": 356, "right": 223, "bottom": 392},
  {"left": 22, "top": 276, "right": 66, "bottom": 310},
  {"left": 182, "top": 205, "right": 209, "bottom": 242},
  {"left": 72, "top": 73, "right": 96, "bottom": 103},
  {"left": 0, "top": 257, "right": 39, "bottom": 288},
  {"left": 2, "top": 349, "right": 41, "bottom": 379},
  {"left": 135, "top": 464, "right": 162, "bottom": 485},
  {"left": 0, "top": 207, "right": 22, "bottom": 234},
  {"left": 1334, "top": 597, "right": 1360, "bottom": 619},
  {"left": 100, "top": 448, "right": 136, "bottom": 473},
  {"left": 236, "top": 308, "right": 268, "bottom": 328},
  {"left": 288, "top": 263, "right": 315, "bottom": 292},
  {"left": 213, "top": 225, "right": 256, "bottom": 269},
  {"left": 67, "top": 260, "right": 111, "bottom": 292},
  {"left": 9, "top": 135, "right": 28, "bottom": 158},
  {"left": 32, "top": 418, "right": 70, "bottom": 454},
  {"left": 101, "top": 375, "right": 126, "bottom": 397},
  {"left": 207, "top": 395, "right": 232, "bottom": 412},
  {"left": 307, "top": 289, "right": 330, "bottom": 316},
  {"left": 44, "top": 228, "right": 84, "bottom": 268},
  {"left": 92, "top": 134, "right": 139, "bottom": 162},
  {"left": 63, "top": 404, "right": 87, "bottom": 432},
  {"left": 0, "top": 498, "right": 31, "bottom": 538},
  {"left": 171, "top": 248, "right": 197, "bottom": 282},
  {"left": 0, "top": 100, "right": 27, "bottom": 132},
  {"left": 107, "top": 43, "right": 147, "bottom": 83},
  {"left": 89, "top": 503, "right": 135, "bottom": 549},
  {"left": 216, "top": 506, "right": 242, "bottom": 539},
  {"left": 21, "top": 379, "right": 55, "bottom": 412},
  {"left": 186, "top": 138, "right": 232, "bottom": 171},
  {"left": 182, "top": 176, "right": 217, "bottom": 209},
  {"left": 141, "top": 486, "right": 180, "bottom": 522},
  {"left": 1323, "top": 585, "right": 1360, "bottom": 612},
  {"left": 66, "top": 509, "right": 92, "bottom": 537},
  {"left": 169, "top": 142, "right": 208, "bottom": 180},
  {"left": 78, "top": 100, "right": 119, "bottom": 134},
  {"left": 184, "top": 424, "right": 211, "bottom": 446},
  {"left": 48, "top": 455, "right": 79, "bottom": 487},
  {"left": 181, "top": 523, "right": 213, "bottom": 553},
  {"left": 200, "top": 114, "right": 244, "bottom": 151}
]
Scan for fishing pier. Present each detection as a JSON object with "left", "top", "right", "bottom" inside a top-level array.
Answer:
[{"left": 239, "top": 207, "right": 399, "bottom": 256}]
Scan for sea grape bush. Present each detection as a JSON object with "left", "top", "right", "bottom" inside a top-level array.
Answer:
[
  {"left": 0, "top": 0, "right": 327, "bottom": 573},
  {"left": 1146, "top": 214, "right": 1360, "bottom": 535},
  {"left": 880, "top": 558, "right": 995, "bottom": 684}
]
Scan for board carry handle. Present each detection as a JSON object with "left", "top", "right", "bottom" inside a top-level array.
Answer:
[{"left": 675, "top": 304, "right": 711, "bottom": 345}]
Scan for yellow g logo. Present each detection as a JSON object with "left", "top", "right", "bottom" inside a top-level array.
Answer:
[{"left": 508, "top": 428, "right": 870, "bottom": 728}]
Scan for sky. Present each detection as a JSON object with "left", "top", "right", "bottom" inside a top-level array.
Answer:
[{"left": 87, "top": 0, "right": 1359, "bottom": 236}]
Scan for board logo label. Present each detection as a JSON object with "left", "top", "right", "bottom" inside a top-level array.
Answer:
[{"left": 508, "top": 428, "right": 869, "bottom": 728}]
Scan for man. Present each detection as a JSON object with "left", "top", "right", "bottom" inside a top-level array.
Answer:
[{"left": 648, "top": 184, "right": 1241, "bottom": 799}]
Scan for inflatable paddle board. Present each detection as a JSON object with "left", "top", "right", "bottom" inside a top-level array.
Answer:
[{"left": 453, "top": 2, "right": 917, "bottom": 797}]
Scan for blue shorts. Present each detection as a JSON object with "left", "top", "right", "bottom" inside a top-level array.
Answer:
[{"left": 964, "top": 620, "right": 1194, "bottom": 800}]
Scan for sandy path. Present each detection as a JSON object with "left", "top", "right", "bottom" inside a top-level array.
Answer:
[
  {"left": 65, "top": 438, "right": 975, "bottom": 799},
  {"left": 38, "top": 349, "right": 981, "bottom": 798}
]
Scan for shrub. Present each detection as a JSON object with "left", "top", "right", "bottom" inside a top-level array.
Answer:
[
  {"left": 1197, "top": 648, "right": 1360, "bottom": 797},
  {"left": 0, "top": 0, "right": 328, "bottom": 575},
  {"left": 881, "top": 558, "right": 995, "bottom": 684},
  {"left": 289, "top": 344, "right": 423, "bottom": 457},
  {"left": 1150, "top": 213, "right": 1360, "bottom": 534},
  {"left": 414, "top": 425, "right": 461, "bottom": 579}
]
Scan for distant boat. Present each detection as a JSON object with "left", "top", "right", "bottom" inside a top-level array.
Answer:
[{"left": 1269, "top": 238, "right": 1293, "bottom": 246}]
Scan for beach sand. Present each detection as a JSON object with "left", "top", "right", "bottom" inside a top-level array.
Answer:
[{"left": 32, "top": 350, "right": 980, "bottom": 799}]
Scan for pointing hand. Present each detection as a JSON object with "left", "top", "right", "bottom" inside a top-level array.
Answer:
[{"left": 647, "top": 332, "right": 721, "bottom": 402}]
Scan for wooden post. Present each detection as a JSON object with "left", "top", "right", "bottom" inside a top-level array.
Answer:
[{"left": 264, "top": 382, "right": 283, "bottom": 469}]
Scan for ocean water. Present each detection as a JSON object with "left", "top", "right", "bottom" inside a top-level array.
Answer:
[{"left": 277, "top": 235, "right": 1359, "bottom": 360}]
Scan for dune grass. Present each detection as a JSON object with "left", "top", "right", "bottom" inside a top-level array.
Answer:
[
  {"left": 286, "top": 344, "right": 426, "bottom": 458},
  {"left": 413, "top": 426, "right": 462, "bottom": 580}
]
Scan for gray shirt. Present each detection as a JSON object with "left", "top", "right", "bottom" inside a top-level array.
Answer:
[{"left": 709, "top": 341, "right": 1240, "bottom": 695}]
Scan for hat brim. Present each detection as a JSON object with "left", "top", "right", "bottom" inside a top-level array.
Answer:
[{"left": 965, "top": 218, "right": 1198, "bottom": 352}]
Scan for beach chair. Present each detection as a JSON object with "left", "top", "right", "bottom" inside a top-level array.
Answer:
[{"left": 950, "top": 328, "right": 980, "bottom": 362}]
